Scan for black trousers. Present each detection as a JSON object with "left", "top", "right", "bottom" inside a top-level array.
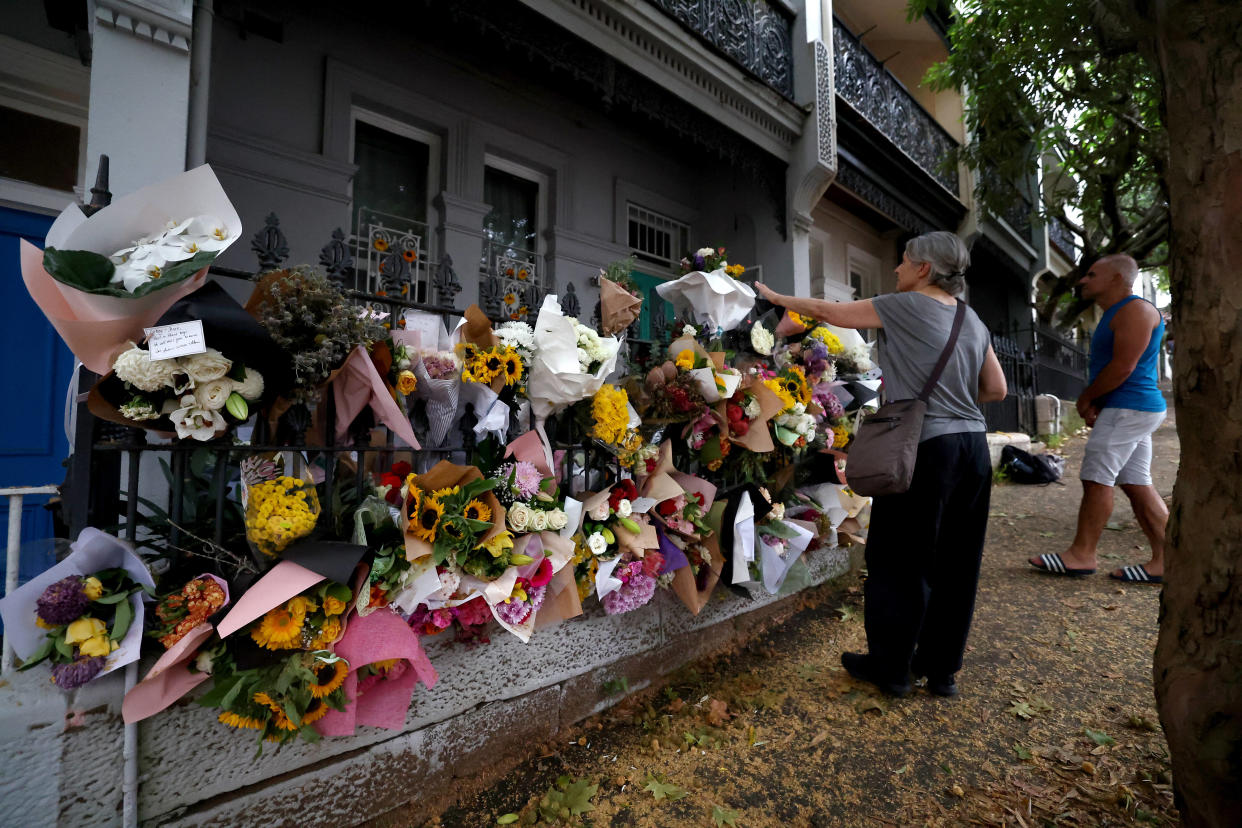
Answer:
[{"left": 861, "top": 431, "right": 991, "bottom": 681}]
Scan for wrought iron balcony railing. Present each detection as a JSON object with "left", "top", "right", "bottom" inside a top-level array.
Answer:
[
  {"left": 1048, "top": 219, "right": 1079, "bottom": 261},
  {"left": 479, "top": 240, "right": 547, "bottom": 325},
  {"left": 646, "top": 0, "right": 795, "bottom": 98},
  {"left": 832, "top": 17, "right": 960, "bottom": 196}
]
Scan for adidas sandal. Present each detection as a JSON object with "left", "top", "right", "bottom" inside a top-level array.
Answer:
[
  {"left": 1030, "top": 553, "right": 1096, "bottom": 577},
  {"left": 1110, "top": 564, "right": 1163, "bottom": 584}
]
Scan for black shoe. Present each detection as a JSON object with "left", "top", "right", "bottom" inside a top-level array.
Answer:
[
  {"left": 841, "top": 652, "right": 912, "bottom": 697},
  {"left": 923, "top": 675, "right": 959, "bottom": 697}
]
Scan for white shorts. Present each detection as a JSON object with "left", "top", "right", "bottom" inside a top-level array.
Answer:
[{"left": 1080, "top": 408, "right": 1167, "bottom": 486}]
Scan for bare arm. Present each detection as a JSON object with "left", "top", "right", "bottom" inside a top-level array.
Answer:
[
  {"left": 978, "top": 345, "right": 1007, "bottom": 403},
  {"left": 753, "top": 282, "right": 883, "bottom": 330},
  {"left": 1076, "top": 300, "right": 1157, "bottom": 417}
]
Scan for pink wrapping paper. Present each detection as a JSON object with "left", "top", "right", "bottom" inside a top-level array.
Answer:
[
  {"left": 315, "top": 609, "right": 438, "bottom": 736},
  {"left": 333, "top": 346, "right": 421, "bottom": 449},
  {"left": 122, "top": 623, "right": 214, "bottom": 723},
  {"left": 216, "top": 560, "right": 324, "bottom": 638},
  {"left": 505, "top": 429, "right": 554, "bottom": 478},
  {"left": 20, "top": 239, "right": 209, "bottom": 374}
]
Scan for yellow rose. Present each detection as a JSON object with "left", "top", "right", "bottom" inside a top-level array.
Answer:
[
  {"left": 322, "top": 596, "right": 347, "bottom": 616},
  {"left": 675, "top": 349, "right": 696, "bottom": 371},
  {"left": 78, "top": 635, "right": 117, "bottom": 658},
  {"left": 82, "top": 577, "right": 104, "bottom": 601},
  {"left": 65, "top": 617, "right": 107, "bottom": 645},
  {"left": 397, "top": 370, "right": 417, "bottom": 394}
]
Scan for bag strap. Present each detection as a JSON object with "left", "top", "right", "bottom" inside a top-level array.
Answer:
[{"left": 917, "top": 300, "right": 967, "bottom": 403}]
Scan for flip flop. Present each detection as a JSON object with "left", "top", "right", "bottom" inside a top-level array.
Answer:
[
  {"left": 1030, "top": 553, "right": 1096, "bottom": 577},
  {"left": 1110, "top": 565, "right": 1163, "bottom": 584}
]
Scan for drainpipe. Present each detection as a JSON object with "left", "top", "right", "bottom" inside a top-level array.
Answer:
[{"left": 186, "top": 0, "right": 214, "bottom": 168}]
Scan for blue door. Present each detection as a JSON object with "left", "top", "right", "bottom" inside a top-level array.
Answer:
[{"left": 0, "top": 206, "right": 75, "bottom": 583}]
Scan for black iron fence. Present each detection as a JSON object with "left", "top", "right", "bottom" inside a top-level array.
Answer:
[{"left": 979, "top": 324, "right": 1089, "bottom": 436}]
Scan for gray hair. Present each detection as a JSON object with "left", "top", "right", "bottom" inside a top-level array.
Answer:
[{"left": 905, "top": 232, "right": 970, "bottom": 297}]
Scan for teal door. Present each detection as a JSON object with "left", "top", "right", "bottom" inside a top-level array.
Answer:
[{"left": 628, "top": 270, "right": 674, "bottom": 343}]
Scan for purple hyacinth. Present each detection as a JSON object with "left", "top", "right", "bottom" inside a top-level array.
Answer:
[
  {"left": 51, "top": 656, "right": 105, "bottom": 690},
  {"left": 36, "top": 576, "right": 89, "bottom": 626},
  {"left": 602, "top": 571, "right": 657, "bottom": 615}
]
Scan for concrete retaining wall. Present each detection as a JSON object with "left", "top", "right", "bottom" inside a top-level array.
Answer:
[{"left": 0, "top": 547, "right": 851, "bottom": 828}]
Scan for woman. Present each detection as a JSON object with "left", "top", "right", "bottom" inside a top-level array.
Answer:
[{"left": 756, "top": 231, "right": 1007, "bottom": 697}]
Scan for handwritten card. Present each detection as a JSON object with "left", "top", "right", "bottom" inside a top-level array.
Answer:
[
  {"left": 143, "top": 320, "right": 207, "bottom": 360},
  {"left": 402, "top": 310, "right": 449, "bottom": 350}
]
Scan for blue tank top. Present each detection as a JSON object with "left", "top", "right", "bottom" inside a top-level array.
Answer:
[{"left": 1088, "top": 295, "right": 1166, "bottom": 412}]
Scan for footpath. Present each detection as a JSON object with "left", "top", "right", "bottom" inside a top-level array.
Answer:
[{"left": 412, "top": 414, "right": 1180, "bottom": 827}]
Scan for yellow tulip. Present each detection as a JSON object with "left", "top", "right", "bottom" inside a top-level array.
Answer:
[{"left": 65, "top": 617, "right": 107, "bottom": 645}]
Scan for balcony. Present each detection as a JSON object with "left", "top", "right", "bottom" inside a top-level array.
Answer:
[
  {"left": 1048, "top": 219, "right": 1080, "bottom": 262},
  {"left": 646, "top": 0, "right": 795, "bottom": 98},
  {"left": 832, "top": 17, "right": 959, "bottom": 196}
]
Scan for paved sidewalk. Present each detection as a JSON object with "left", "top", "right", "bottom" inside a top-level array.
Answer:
[{"left": 416, "top": 414, "right": 1180, "bottom": 827}]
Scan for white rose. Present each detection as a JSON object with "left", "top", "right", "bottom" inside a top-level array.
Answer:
[
  {"left": 587, "top": 532, "right": 608, "bottom": 556},
  {"left": 180, "top": 348, "right": 232, "bottom": 383},
  {"left": 547, "top": 509, "right": 568, "bottom": 531},
  {"left": 616, "top": 499, "right": 633, "bottom": 518},
  {"left": 194, "top": 649, "right": 214, "bottom": 675},
  {"left": 681, "top": 325, "right": 697, "bottom": 338},
  {"left": 588, "top": 500, "right": 610, "bottom": 521},
  {"left": 168, "top": 394, "right": 224, "bottom": 441},
  {"left": 194, "top": 377, "right": 235, "bottom": 410},
  {"left": 507, "top": 502, "right": 532, "bottom": 532},
  {"left": 234, "top": 367, "right": 265, "bottom": 401},
  {"left": 695, "top": 247, "right": 715, "bottom": 259},
  {"left": 530, "top": 510, "right": 548, "bottom": 531},
  {"left": 113, "top": 343, "right": 178, "bottom": 391}
]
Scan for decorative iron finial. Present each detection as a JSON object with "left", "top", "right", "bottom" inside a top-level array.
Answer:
[
  {"left": 251, "top": 213, "right": 290, "bottom": 272},
  {"left": 83, "top": 154, "right": 113, "bottom": 217},
  {"left": 560, "top": 282, "right": 580, "bottom": 317},
  {"left": 319, "top": 228, "right": 354, "bottom": 283},
  {"left": 432, "top": 255, "right": 462, "bottom": 309}
]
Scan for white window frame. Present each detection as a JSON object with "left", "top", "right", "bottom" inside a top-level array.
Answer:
[
  {"left": 483, "top": 153, "right": 548, "bottom": 257},
  {"left": 626, "top": 202, "right": 690, "bottom": 274},
  {"left": 0, "top": 35, "right": 88, "bottom": 213},
  {"left": 846, "top": 244, "right": 882, "bottom": 300},
  {"left": 348, "top": 107, "right": 441, "bottom": 227}
]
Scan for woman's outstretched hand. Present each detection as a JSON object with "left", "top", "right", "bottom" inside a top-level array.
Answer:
[{"left": 754, "top": 281, "right": 782, "bottom": 305}]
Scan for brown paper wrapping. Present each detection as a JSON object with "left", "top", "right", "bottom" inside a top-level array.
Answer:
[
  {"left": 599, "top": 277, "right": 643, "bottom": 336},
  {"left": 532, "top": 532, "right": 584, "bottom": 629},
  {"left": 668, "top": 500, "right": 726, "bottom": 615},
  {"left": 717, "top": 377, "right": 786, "bottom": 453},
  {"left": 403, "top": 461, "right": 506, "bottom": 561}
]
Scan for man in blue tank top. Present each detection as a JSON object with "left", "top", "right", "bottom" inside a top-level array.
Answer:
[{"left": 1030, "top": 254, "right": 1169, "bottom": 584}]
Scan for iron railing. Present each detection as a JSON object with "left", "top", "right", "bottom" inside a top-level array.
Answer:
[
  {"left": 479, "top": 241, "right": 546, "bottom": 326},
  {"left": 646, "top": 0, "right": 795, "bottom": 98},
  {"left": 832, "top": 17, "right": 960, "bottom": 196},
  {"left": 2, "top": 485, "right": 61, "bottom": 674},
  {"left": 1048, "top": 219, "right": 1079, "bottom": 261}
]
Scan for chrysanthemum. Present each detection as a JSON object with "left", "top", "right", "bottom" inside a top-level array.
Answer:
[
  {"left": 463, "top": 499, "right": 491, "bottom": 523},
  {"left": 218, "top": 710, "right": 265, "bottom": 730},
  {"left": 36, "top": 576, "right": 89, "bottom": 626},
  {"left": 409, "top": 496, "right": 443, "bottom": 542},
  {"left": 309, "top": 659, "right": 349, "bottom": 698},
  {"left": 251, "top": 603, "right": 306, "bottom": 650}
]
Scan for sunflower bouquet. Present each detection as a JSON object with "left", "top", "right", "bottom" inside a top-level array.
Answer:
[
  {"left": 403, "top": 461, "right": 512, "bottom": 580},
  {"left": 459, "top": 342, "right": 526, "bottom": 394},
  {"left": 249, "top": 580, "right": 352, "bottom": 651},
  {"left": 198, "top": 649, "right": 349, "bottom": 745},
  {"left": 19, "top": 568, "right": 150, "bottom": 690}
]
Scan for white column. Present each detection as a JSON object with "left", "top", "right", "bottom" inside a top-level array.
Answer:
[{"left": 85, "top": 0, "right": 194, "bottom": 195}]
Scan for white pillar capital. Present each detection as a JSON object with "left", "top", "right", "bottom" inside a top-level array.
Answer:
[{"left": 93, "top": 0, "right": 193, "bottom": 52}]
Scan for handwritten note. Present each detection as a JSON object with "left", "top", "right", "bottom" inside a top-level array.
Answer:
[
  {"left": 402, "top": 311, "right": 448, "bottom": 350},
  {"left": 143, "top": 320, "right": 207, "bottom": 360}
]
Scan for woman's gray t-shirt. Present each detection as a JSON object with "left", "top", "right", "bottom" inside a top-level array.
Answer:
[{"left": 870, "top": 292, "right": 991, "bottom": 441}]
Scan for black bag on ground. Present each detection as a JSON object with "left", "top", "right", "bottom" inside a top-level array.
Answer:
[{"left": 1000, "top": 445, "right": 1063, "bottom": 485}]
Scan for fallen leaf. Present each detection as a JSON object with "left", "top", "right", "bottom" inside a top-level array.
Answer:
[
  {"left": 949, "top": 784, "right": 965, "bottom": 798},
  {"left": 707, "top": 699, "right": 730, "bottom": 727},
  {"left": 711, "top": 805, "right": 740, "bottom": 826},
  {"left": 1085, "top": 728, "right": 1116, "bottom": 746},
  {"left": 1009, "top": 701, "right": 1036, "bottom": 720},
  {"left": 644, "top": 776, "right": 688, "bottom": 801},
  {"left": 810, "top": 730, "right": 829, "bottom": 747}
]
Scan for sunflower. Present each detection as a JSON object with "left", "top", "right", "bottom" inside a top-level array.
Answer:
[
  {"left": 463, "top": 499, "right": 492, "bottom": 523},
  {"left": 372, "top": 658, "right": 400, "bottom": 672},
  {"left": 253, "top": 691, "right": 299, "bottom": 731},
  {"left": 410, "top": 496, "right": 444, "bottom": 542},
  {"left": 251, "top": 602, "right": 307, "bottom": 650},
  {"left": 401, "top": 249, "right": 417, "bottom": 262},
  {"left": 406, "top": 483, "right": 423, "bottom": 525},
  {"left": 309, "top": 659, "right": 349, "bottom": 698},
  {"left": 502, "top": 352, "right": 523, "bottom": 385},
  {"left": 301, "top": 699, "right": 330, "bottom": 725},
  {"left": 218, "top": 710, "right": 265, "bottom": 730},
  {"left": 482, "top": 352, "right": 505, "bottom": 380},
  {"left": 372, "top": 236, "right": 389, "bottom": 252}
]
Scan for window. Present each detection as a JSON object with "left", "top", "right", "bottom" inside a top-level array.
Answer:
[
  {"left": 351, "top": 117, "right": 431, "bottom": 224},
  {"left": 0, "top": 105, "right": 80, "bottom": 192},
  {"left": 483, "top": 165, "right": 540, "bottom": 252},
  {"left": 627, "top": 203, "right": 689, "bottom": 271}
]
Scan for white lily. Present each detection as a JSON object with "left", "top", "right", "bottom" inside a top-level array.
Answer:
[{"left": 168, "top": 394, "right": 223, "bottom": 441}]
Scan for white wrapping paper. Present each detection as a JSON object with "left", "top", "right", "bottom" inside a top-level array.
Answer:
[{"left": 655, "top": 269, "right": 756, "bottom": 333}]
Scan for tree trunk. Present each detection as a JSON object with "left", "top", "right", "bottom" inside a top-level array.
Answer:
[{"left": 1146, "top": 2, "right": 1242, "bottom": 824}]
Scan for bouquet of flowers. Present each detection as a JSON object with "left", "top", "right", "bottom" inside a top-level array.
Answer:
[
  {"left": 527, "top": 295, "right": 621, "bottom": 446},
  {"left": 492, "top": 460, "right": 569, "bottom": 535},
  {"left": 149, "top": 575, "right": 229, "bottom": 649},
  {"left": 242, "top": 457, "right": 321, "bottom": 558},
  {"left": 19, "top": 568, "right": 149, "bottom": 689},
  {"left": 677, "top": 246, "right": 745, "bottom": 278},
  {"left": 248, "top": 580, "right": 352, "bottom": 651},
  {"left": 18, "top": 165, "right": 242, "bottom": 374},
  {"left": 598, "top": 260, "right": 643, "bottom": 336},
  {"left": 197, "top": 649, "right": 349, "bottom": 745},
  {"left": 407, "top": 596, "right": 495, "bottom": 643},
  {"left": 412, "top": 348, "right": 461, "bottom": 446},
  {"left": 403, "top": 461, "right": 511, "bottom": 580}
]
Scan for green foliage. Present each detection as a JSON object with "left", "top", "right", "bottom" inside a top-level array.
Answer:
[
  {"left": 1085, "top": 727, "right": 1117, "bottom": 746},
  {"left": 907, "top": 0, "right": 1168, "bottom": 327},
  {"left": 712, "top": 805, "right": 741, "bottom": 826},
  {"left": 602, "top": 676, "right": 630, "bottom": 696},
  {"left": 43, "top": 247, "right": 216, "bottom": 297},
  {"left": 537, "top": 776, "right": 597, "bottom": 823},
  {"left": 643, "top": 774, "right": 688, "bottom": 801}
]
